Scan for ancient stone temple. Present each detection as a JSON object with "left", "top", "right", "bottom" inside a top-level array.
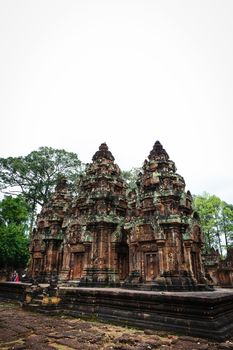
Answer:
[
  {"left": 29, "top": 141, "right": 209, "bottom": 290},
  {"left": 204, "top": 248, "right": 233, "bottom": 287},
  {"left": 59, "top": 143, "right": 128, "bottom": 284},
  {"left": 30, "top": 143, "right": 128, "bottom": 284},
  {"left": 29, "top": 176, "right": 72, "bottom": 281},
  {"left": 125, "top": 141, "right": 206, "bottom": 289}
]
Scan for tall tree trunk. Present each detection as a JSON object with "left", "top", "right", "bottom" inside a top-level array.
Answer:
[
  {"left": 29, "top": 199, "right": 36, "bottom": 237},
  {"left": 207, "top": 230, "right": 211, "bottom": 252},
  {"left": 222, "top": 217, "right": 229, "bottom": 250},
  {"left": 224, "top": 229, "right": 229, "bottom": 250},
  {"left": 216, "top": 226, "right": 223, "bottom": 257}
]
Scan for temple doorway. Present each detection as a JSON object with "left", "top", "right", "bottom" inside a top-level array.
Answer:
[
  {"left": 144, "top": 253, "right": 159, "bottom": 281},
  {"left": 118, "top": 251, "right": 129, "bottom": 280},
  {"left": 116, "top": 230, "right": 129, "bottom": 281},
  {"left": 117, "top": 243, "right": 129, "bottom": 280},
  {"left": 73, "top": 253, "right": 84, "bottom": 279}
]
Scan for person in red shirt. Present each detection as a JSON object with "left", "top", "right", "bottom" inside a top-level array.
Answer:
[{"left": 14, "top": 273, "right": 20, "bottom": 282}]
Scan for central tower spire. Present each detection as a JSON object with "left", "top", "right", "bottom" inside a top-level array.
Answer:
[{"left": 92, "top": 142, "right": 115, "bottom": 162}]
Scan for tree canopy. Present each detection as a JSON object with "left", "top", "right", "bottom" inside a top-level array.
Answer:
[
  {"left": 194, "top": 193, "right": 233, "bottom": 256},
  {"left": 0, "top": 195, "right": 29, "bottom": 226},
  {"left": 0, "top": 147, "right": 83, "bottom": 207},
  {"left": 0, "top": 196, "right": 30, "bottom": 268},
  {"left": 121, "top": 167, "right": 141, "bottom": 191}
]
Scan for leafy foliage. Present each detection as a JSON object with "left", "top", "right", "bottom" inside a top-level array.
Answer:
[
  {"left": 0, "top": 195, "right": 29, "bottom": 226},
  {"left": 0, "top": 147, "right": 83, "bottom": 207},
  {"left": 121, "top": 167, "right": 141, "bottom": 190},
  {"left": 0, "top": 196, "right": 30, "bottom": 268},
  {"left": 194, "top": 193, "right": 233, "bottom": 256},
  {"left": 220, "top": 202, "right": 233, "bottom": 249},
  {"left": 0, "top": 147, "right": 83, "bottom": 230}
]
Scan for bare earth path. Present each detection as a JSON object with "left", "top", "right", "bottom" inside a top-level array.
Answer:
[{"left": 0, "top": 302, "right": 233, "bottom": 350}]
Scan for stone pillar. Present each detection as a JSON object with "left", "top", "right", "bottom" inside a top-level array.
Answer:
[
  {"left": 30, "top": 255, "right": 35, "bottom": 278},
  {"left": 84, "top": 243, "right": 91, "bottom": 269},
  {"left": 198, "top": 247, "right": 204, "bottom": 275},
  {"left": 184, "top": 240, "right": 193, "bottom": 275},
  {"left": 157, "top": 240, "right": 165, "bottom": 275},
  {"left": 69, "top": 253, "right": 75, "bottom": 280},
  {"left": 98, "top": 224, "right": 106, "bottom": 281},
  {"left": 59, "top": 244, "right": 71, "bottom": 281},
  {"left": 99, "top": 225, "right": 104, "bottom": 267},
  {"left": 162, "top": 246, "right": 168, "bottom": 272},
  {"left": 62, "top": 245, "right": 71, "bottom": 270},
  {"left": 141, "top": 248, "right": 145, "bottom": 280},
  {"left": 45, "top": 240, "right": 53, "bottom": 274},
  {"left": 115, "top": 241, "right": 120, "bottom": 282}
]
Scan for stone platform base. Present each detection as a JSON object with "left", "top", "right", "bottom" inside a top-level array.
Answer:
[
  {"left": 1, "top": 282, "right": 233, "bottom": 341},
  {"left": 0, "top": 282, "right": 30, "bottom": 301},
  {"left": 45, "top": 287, "right": 233, "bottom": 341}
]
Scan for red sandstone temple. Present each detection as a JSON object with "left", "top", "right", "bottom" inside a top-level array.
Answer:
[{"left": 29, "top": 141, "right": 209, "bottom": 290}]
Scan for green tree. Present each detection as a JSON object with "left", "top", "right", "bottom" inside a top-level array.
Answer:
[
  {"left": 0, "top": 195, "right": 29, "bottom": 226},
  {"left": 0, "top": 147, "right": 83, "bottom": 229},
  {"left": 194, "top": 193, "right": 222, "bottom": 254},
  {"left": 0, "top": 196, "right": 30, "bottom": 268},
  {"left": 220, "top": 202, "right": 233, "bottom": 249},
  {"left": 194, "top": 193, "right": 233, "bottom": 256},
  {"left": 121, "top": 167, "right": 141, "bottom": 190}
]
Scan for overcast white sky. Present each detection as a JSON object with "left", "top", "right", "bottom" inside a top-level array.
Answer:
[{"left": 0, "top": 1, "right": 233, "bottom": 203}]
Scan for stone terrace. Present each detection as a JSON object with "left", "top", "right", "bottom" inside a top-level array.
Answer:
[{"left": 1, "top": 301, "right": 233, "bottom": 350}]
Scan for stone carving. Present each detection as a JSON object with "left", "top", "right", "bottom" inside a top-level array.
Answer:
[
  {"left": 29, "top": 141, "right": 211, "bottom": 290},
  {"left": 204, "top": 248, "right": 233, "bottom": 287}
]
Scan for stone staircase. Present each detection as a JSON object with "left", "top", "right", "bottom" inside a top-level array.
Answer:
[{"left": 25, "top": 293, "right": 44, "bottom": 310}]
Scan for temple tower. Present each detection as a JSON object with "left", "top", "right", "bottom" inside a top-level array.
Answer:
[
  {"left": 29, "top": 176, "right": 71, "bottom": 281},
  {"left": 127, "top": 141, "right": 206, "bottom": 290},
  {"left": 62, "top": 143, "right": 128, "bottom": 284}
]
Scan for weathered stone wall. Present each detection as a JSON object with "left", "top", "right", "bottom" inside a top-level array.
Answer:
[
  {"left": 0, "top": 282, "right": 28, "bottom": 301},
  {"left": 56, "top": 287, "right": 233, "bottom": 340},
  {"left": 204, "top": 248, "right": 233, "bottom": 287},
  {"left": 1, "top": 282, "right": 233, "bottom": 340}
]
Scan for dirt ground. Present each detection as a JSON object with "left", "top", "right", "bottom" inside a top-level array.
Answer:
[{"left": 0, "top": 301, "right": 233, "bottom": 350}]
